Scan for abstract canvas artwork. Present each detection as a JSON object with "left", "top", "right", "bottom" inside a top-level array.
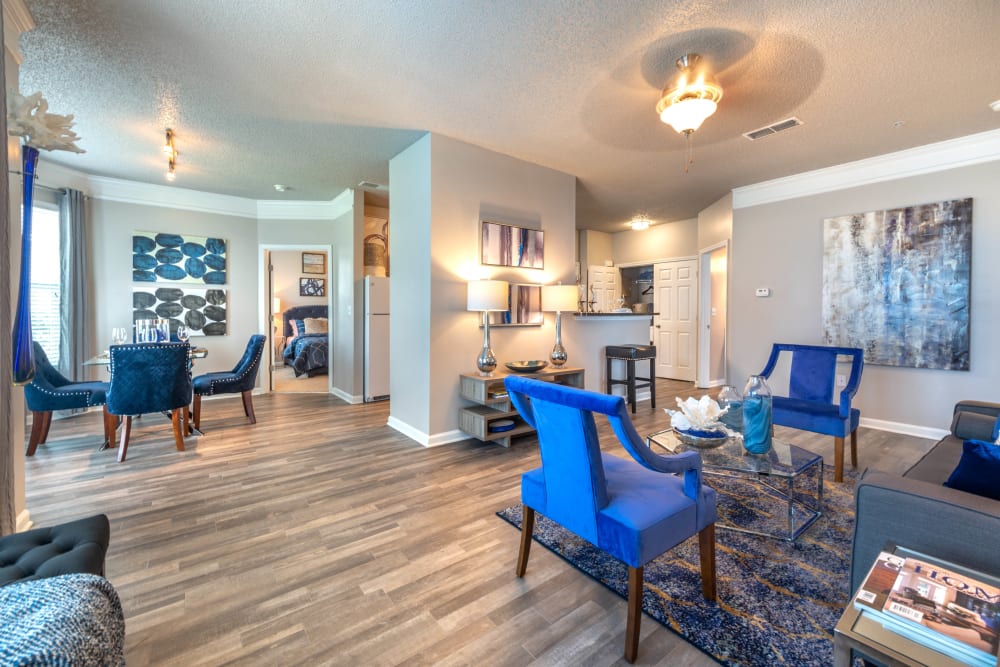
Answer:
[
  {"left": 133, "top": 231, "right": 227, "bottom": 284},
  {"left": 487, "top": 284, "right": 543, "bottom": 326},
  {"left": 299, "top": 278, "right": 325, "bottom": 297},
  {"left": 132, "top": 286, "right": 228, "bottom": 336},
  {"left": 822, "top": 198, "right": 972, "bottom": 370},
  {"left": 481, "top": 221, "right": 544, "bottom": 269}
]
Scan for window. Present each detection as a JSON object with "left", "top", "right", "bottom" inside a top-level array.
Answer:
[{"left": 30, "top": 205, "right": 61, "bottom": 366}]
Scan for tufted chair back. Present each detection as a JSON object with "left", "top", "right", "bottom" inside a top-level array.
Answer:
[{"left": 106, "top": 343, "right": 192, "bottom": 417}]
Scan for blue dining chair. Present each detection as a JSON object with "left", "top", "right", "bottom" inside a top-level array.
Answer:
[
  {"left": 759, "top": 343, "right": 864, "bottom": 482},
  {"left": 191, "top": 335, "right": 266, "bottom": 431},
  {"left": 106, "top": 343, "right": 193, "bottom": 463},
  {"left": 505, "top": 376, "right": 717, "bottom": 664},
  {"left": 24, "top": 342, "right": 112, "bottom": 456}
]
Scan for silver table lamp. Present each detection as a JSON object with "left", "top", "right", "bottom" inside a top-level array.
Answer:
[
  {"left": 541, "top": 284, "right": 579, "bottom": 367},
  {"left": 467, "top": 279, "right": 509, "bottom": 375}
]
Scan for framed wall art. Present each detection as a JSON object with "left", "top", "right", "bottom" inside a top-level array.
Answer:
[
  {"left": 299, "top": 277, "right": 326, "bottom": 297},
  {"left": 132, "top": 286, "right": 228, "bottom": 336},
  {"left": 302, "top": 251, "right": 326, "bottom": 275},
  {"left": 822, "top": 197, "right": 972, "bottom": 370},
  {"left": 481, "top": 221, "right": 544, "bottom": 269},
  {"left": 486, "top": 283, "right": 543, "bottom": 326},
  {"left": 133, "top": 231, "right": 227, "bottom": 284}
]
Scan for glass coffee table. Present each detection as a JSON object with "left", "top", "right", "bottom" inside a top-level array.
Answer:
[{"left": 647, "top": 429, "right": 824, "bottom": 541}]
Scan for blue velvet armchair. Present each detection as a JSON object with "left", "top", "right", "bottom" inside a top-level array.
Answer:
[
  {"left": 191, "top": 335, "right": 266, "bottom": 430},
  {"left": 24, "top": 342, "right": 111, "bottom": 456},
  {"left": 759, "top": 343, "right": 864, "bottom": 482},
  {"left": 505, "top": 376, "right": 717, "bottom": 663},
  {"left": 106, "top": 343, "right": 193, "bottom": 463}
]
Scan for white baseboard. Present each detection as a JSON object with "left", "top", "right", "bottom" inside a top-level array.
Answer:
[
  {"left": 859, "top": 417, "right": 949, "bottom": 441},
  {"left": 331, "top": 388, "right": 363, "bottom": 404},
  {"left": 16, "top": 509, "right": 32, "bottom": 532},
  {"left": 386, "top": 417, "right": 470, "bottom": 448}
]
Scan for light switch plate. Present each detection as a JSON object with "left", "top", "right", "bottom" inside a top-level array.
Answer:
[{"left": 755, "top": 288, "right": 771, "bottom": 297}]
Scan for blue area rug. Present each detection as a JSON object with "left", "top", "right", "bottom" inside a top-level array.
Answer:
[{"left": 497, "top": 467, "right": 856, "bottom": 666}]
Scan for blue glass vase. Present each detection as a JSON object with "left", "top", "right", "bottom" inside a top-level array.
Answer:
[
  {"left": 12, "top": 145, "right": 39, "bottom": 385},
  {"left": 741, "top": 374, "right": 773, "bottom": 454}
]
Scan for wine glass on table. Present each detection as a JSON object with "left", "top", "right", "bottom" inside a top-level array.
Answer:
[
  {"left": 111, "top": 327, "right": 127, "bottom": 346},
  {"left": 176, "top": 325, "right": 190, "bottom": 344}
]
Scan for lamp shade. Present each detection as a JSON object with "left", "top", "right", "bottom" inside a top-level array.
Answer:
[
  {"left": 541, "top": 284, "right": 579, "bottom": 312},
  {"left": 467, "top": 280, "right": 509, "bottom": 311},
  {"left": 273, "top": 297, "right": 281, "bottom": 314}
]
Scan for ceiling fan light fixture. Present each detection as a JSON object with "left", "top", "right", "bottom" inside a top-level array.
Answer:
[
  {"left": 655, "top": 54, "right": 723, "bottom": 134},
  {"left": 629, "top": 216, "right": 651, "bottom": 231}
]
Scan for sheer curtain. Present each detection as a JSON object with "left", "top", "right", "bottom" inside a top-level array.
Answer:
[{"left": 57, "top": 189, "right": 90, "bottom": 415}]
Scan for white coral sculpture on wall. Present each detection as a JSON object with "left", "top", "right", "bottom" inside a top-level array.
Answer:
[{"left": 7, "top": 90, "right": 85, "bottom": 153}]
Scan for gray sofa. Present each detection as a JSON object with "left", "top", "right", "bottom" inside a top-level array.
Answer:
[{"left": 851, "top": 401, "right": 1000, "bottom": 592}]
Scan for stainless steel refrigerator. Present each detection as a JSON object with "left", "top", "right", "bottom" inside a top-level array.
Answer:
[{"left": 364, "top": 276, "right": 390, "bottom": 402}]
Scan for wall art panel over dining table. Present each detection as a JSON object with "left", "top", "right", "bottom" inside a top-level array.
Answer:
[
  {"left": 822, "top": 197, "right": 972, "bottom": 370},
  {"left": 133, "top": 231, "right": 227, "bottom": 284},
  {"left": 132, "top": 287, "right": 228, "bottom": 336}
]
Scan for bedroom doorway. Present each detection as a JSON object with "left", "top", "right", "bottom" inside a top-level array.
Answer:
[{"left": 261, "top": 245, "right": 333, "bottom": 395}]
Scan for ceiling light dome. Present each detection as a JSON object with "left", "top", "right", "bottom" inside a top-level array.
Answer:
[{"left": 655, "top": 54, "right": 723, "bottom": 134}]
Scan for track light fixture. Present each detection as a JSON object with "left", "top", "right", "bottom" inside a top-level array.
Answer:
[{"left": 163, "top": 128, "right": 177, "bottom": 182}]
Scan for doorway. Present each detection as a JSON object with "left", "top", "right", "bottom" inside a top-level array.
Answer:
[
  {"left": 697, "top": 241, "right": 729, "bottom": 388},
  {"left": 260, "top": 244, "right": 334, "bottom": 395},
  {"left": 652, "top": 258, "right": 698, "bottom": 381}
]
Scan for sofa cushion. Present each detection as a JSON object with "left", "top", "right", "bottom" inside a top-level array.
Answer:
[
  {"left": 904, "top": 434, "right": 965, "bottom": 484},
  {"left": 944, "top": 440, "right": 1000, "bottom": 501},
  {"left": 772, "top": 396, "right": 860, "bottom": 437},
  {"left": 0, "top": 515, "right": 109, "bottom": 587}
]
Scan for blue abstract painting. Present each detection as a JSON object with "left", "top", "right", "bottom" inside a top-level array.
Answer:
[
  {"left": 822, "top": 198, "right": 972, "bottom": 370},
  {"left": 481, "top": 221, "right": 544, "bottom": 269},
  {"left": 133, "top": 231, "right": 227, "bottom": 284}
]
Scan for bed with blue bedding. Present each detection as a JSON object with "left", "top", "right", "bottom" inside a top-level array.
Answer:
[{"left": 282, "top": 305, "right": 329, "bottom": 377}]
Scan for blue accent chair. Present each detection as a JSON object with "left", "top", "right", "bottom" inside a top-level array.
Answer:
[
  {"left": 505, "top": 376, "right": 717, "bottom": 663},
  {"left": 191, "top": 335, "right": 266, "bottom": 431},
  {"left": 24, "top": 342, "right": 111, "bottom": 456},
  {"left": 759, "top": 343, "right": 864, "bottom": 483},
  {"left": 106, "top": 343, "right": 193, "bottom": 463}
]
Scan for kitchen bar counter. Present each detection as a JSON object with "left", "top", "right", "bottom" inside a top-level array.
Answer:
[{"left": 572, "top": 312, "right": 657, "bottom": 320}]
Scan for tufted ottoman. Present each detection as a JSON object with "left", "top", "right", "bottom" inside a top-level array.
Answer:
[{"left": 0, "top": 514, "right": 110, "bottom": 587}]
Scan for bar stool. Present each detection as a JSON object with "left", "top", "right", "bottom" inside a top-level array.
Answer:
[{"left": 605, "top": 344, "right": 656, "bottom": 413}]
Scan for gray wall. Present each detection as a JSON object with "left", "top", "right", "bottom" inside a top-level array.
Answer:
[
  {"left": 388, "top": 134, "right": 433, "bottom": 435},
  {"left": 89, "top": 199, "right": 261, "bottom": 378},
  {"left": 730, "top": 160, "right": 1000, "bottom": 430},
  {"left": 698, "top": 192, "right": 733, "bottom": 250},
  {"left": 612, "top": 217, "right": 698, "bottom": 262}
]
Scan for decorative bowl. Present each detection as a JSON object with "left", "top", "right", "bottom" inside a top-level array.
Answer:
[
  {"left": 505, "top": 360, "right": 549, "bottom": 373},
  {"left": 674, "top": 428, "right": 728, "bottom": 448}
]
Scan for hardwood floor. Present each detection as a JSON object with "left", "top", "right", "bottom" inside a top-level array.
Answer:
[{"left": 24, "top": 381, "right": 938, "bottom": 665}]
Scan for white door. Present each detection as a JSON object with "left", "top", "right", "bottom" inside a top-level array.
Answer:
[
  {"left": 587, "top": 265, "right": 621, "bottom": 313},
  {"left": 653, "top": 259, "right": 697, "bottom": 381}
]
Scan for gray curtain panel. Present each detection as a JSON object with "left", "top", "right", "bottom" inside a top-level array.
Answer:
[
  {"left": 0, "top": 21, "right": 17, "bottom": 537},
  {"left": 57, "top": 189, "right": 90, "bottom": 416}
]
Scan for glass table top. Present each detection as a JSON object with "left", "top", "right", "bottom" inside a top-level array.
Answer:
[{"left": 646, "top": 428, "right": 822, "bottom": 478}]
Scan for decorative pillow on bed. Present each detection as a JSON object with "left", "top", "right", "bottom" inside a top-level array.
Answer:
[
  {"left": 303, "top": 317, "right": 328, "bottom": 334},
  {"left": 289, "top": 319, "right": 306, "bottom": 336}
]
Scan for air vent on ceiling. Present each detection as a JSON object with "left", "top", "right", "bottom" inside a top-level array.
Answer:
[
  {"left": 357, "top": 180, "right": 387, "bottom": 190},
  {"left": 743, "top": 117, "right": 803, "bottom": 141}
]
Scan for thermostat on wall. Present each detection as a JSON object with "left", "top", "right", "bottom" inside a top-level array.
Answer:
[{"left": 755, "top": 288, "right": 771, "bottom": 297}]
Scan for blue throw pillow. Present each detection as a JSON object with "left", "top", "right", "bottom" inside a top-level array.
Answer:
[
  {"left": 944, "top": 440, "right": 1000, "bottom": 501},
  {"left": 290, "top": 319, "right": 305, "bottom": 336}
]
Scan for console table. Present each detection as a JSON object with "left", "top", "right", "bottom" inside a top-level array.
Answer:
[{"left": 458, "top": 367, "right": 585, "bottom": 447}]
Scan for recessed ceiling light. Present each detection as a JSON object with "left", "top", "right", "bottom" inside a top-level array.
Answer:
[
  {"left": 273, "top": 184, "right": 287, "bottom": 192},
  {"left": 990, "top": 99, "right": 1000, "bottom": 112},
  {"left": 892, "top": 120, "right": 907, "bottom": 128},
  {"left": 629, "top": 217, "right": 651, "bottom": 231}
]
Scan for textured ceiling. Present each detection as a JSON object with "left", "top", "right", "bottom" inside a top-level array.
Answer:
[{"left": 17, "top": 0, "right": 1000, "bottom": 232}]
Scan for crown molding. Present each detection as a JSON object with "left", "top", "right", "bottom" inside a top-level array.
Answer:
[
  {"left": 3, "top": 0, "right": 35, "bottom": 64},
  {"left": 257, "top": 188, "right": 354, "bottom": 220},
  {"left": 35, "top": 160, "right": 355, "bottom": 220},
  {"left": 733, "top": 129, "right": 1000, "bottom": 209}
]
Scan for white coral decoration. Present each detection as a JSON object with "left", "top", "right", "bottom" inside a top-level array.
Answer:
[
  {"left": 7, "top": 90, "right": 85, "bottom": 153},
  {"left": 665, "top": 395, "right": 728, "bottom": 431}
]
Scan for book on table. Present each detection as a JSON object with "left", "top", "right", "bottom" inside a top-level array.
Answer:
[{"left": 853, "top": 548, "right": 1000, "bottom": 667}]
